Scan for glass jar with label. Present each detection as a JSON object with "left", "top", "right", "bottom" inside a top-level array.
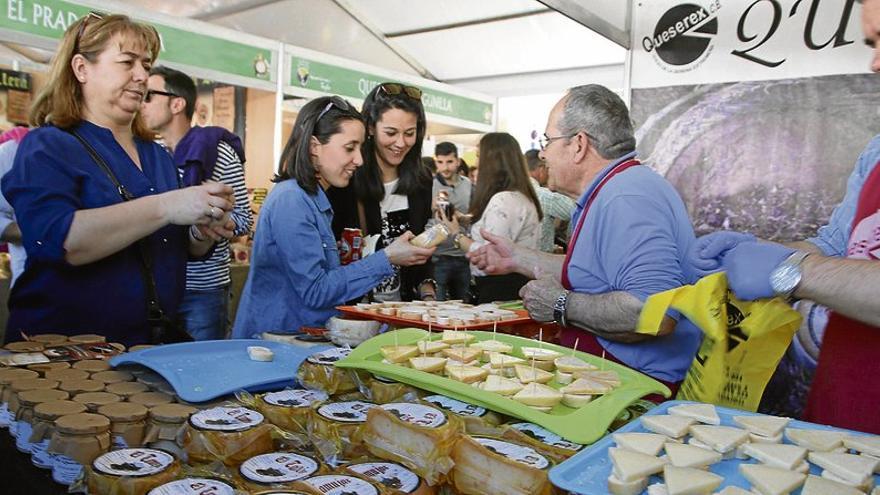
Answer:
[
  {"left": 30, "top": 334, "right": 68, "bottom": 346},
  {"left": 30, "top": 400, "right": 87, "bottom": 469},
  {"left": 235, "top": 452, "right": 324, "bottom": 492},
  {"left": 45, "top": 369, "right": 90, "bottom": 383},
  {"left": 72, "top": 391, "right": 121, "bottom": 412},
  {"left": 48, "top": 412, "right": 111, "bottom": 486},
  {"left": 7, "top": 377, "right": 59, "bottom": 439},
  {"left": 184, "top": 406, "right": 274, "bottom": 466},
  {"left": 4, "top": 341, "right": 46, "bottom": 353},
  {"left": 86, "top": 447, "right": 180, "bottom": 495},
  {"left": 147, "top": 478, "right": 237, "bottom": 495},
  {"left": 0, "top": 368, "right": 39, "bottom": 429},
  {"left": 91, "top": 370, "right": 134, "bottom": 386},
  {"left": 98, "top": 402, "right": 149, "bottom": 450},
  {"left": 297, "top": 348, "right": 358, "bottom": 395},
  {"left": 105, "top": 381, "right": 149, "bottom": 400},
  {"left": 143, "top": 403, "right": 196, "bottom": 460},
  {"left": 27, "top": 361, "right": 71, "bottom": 376},
  {"left": 345, "top": 461, "right": 435, "bottom": 495},
  {"left": 69, "top": 334, "right": 106, "bottom": 345},
  {"left": 256, "top": 389, "right": 329, "bottom": 434},
  {"left": 13, "top": 388, "right": 69, "bottom": 453},
  {"left": 72, "top": 359, "right": 112, "bottom": 374},
  {"left": 310, "top": 401, "right": 376, "bottom": 463},
  {"left": 130, "top": 391, "right": 175, "bottom": 408}
]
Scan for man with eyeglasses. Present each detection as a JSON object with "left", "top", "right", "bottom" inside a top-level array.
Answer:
[
  {"left": 469, "top": 84, "right": 701, "bottom": 389},
  {"left": 140, "top": 66, "right": 252, "bottom": 340}
]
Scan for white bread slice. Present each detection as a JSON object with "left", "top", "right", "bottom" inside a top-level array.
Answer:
[
  {"left": 641, "top": 415, "right": 696, "bottom": 439},
  {"left": 613, "top": 432, "right": 668, "bottom": 456},
  {"left": 562, "top": 377, "right": 612, "bottom": 395},
  {"left": 511, "top": 382, "right": 562, "bottom": 408},
  {"left": 513, "top": 364, "right": 554, "bottom": 384},
  {"left": 470, "top": 339, "right": 513, "bottom": 355},
  {"left": 647, "top": 482, "right": 670, "bottom": 495},
  {"left": 663, "top": 465, "right": 723, "bottom": 495},
  {"left": 808, "top": 451, "right": 876, "bottom": 485},
  {"left": 715, "top": 487, "right": 753, "bottom": 495},
  {"left": 739, "top": 463, "right": 806, "bottom": 495},
  {"left": 445, "top": 364, "right": 489, "bottom": 384},
  {"left": 609, "top": 447, "right": 666, "bottom": 482},
  {"left": 863, "top": 453, "right": 880, "bottom": 474},
  {"left": 443, "top": 347, "right": 483, "bottom": 363},
  {"left": 820, "top": 469, "right": 874, "bottom": 492},
  {"left": 380, "top": 345, "right": 419, "bottom": 363},
  {"left": 686, "top": 438, "right": 736, "bottom": 461},
  {"left": 668, "top": 403, "right": 720, "bottom": 425},
  {"left": 689, "top": 425, "right": 749, "bottom": 453},
  {"left": 408, "top": 356, "right": 447, "bottom": 373},
  {"left": 733, "top": 415, "right": 790, "bottom": 438},
  {"left": 749, "top": 432, "right": 783, "bottom": 444},
  {"left": 520, "top": 347, "right": 562, "bottom": 361},
  {"left": 784, "top": 428, "right": 847, "bottom": 452},
  {"left": 531, "top": 359, "right": 556, "bottom": 372},
  {"left": 417, "top": 340, "right": 449, "bottom": 354},
  {"left": 561, "top": 394, "right": 593, "bottom": 408},
  {"left": 442, "top": 330, "right": 475, "bottom": 345},
  {"left": 481, "top": 375, "right": 523, "bottom": 396},
  {"left": 556, "top": 370, "right": 573, "bottom": 385},
  {"left": 742, "top": 443, "right": 807, "bottom": 470},
  {"left": 845, "top": 435, "right": 880, "bottom": 457},
  {"left": 664, "top": 442, "right": 722, "bottom": 468},
  {"left": 489, "top": 352, "right": 526, "bottom": 369},
  {"left": 575, "top": 369, "right": 622, "bottom": 387},
  {"left": 608, "top": 473, "right": 648, "bottom": 495},
  {"left": 554, "top": 355, "right": 597, "bottom": 373},
  {"left": 801, "top": 474, "right": 864, "bottom": 495}
]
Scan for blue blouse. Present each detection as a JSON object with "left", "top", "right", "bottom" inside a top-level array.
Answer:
[
  {"left": 1, "top": 121, "right": 187, "bottom": 346},
  {"left": 232, "top": 179, "right": 393, "bottom": 338}
]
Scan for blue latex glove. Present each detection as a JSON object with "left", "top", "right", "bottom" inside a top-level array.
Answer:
[
  {"left": 722, "top": 241, "right": 796, "bottom": 300},
  {"left": 688, "top": 231, "right": 757, "bottom": 278}
]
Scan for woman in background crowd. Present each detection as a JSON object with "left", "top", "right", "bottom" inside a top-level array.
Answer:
[{"left": 232, "top": 96, "right": 433, "bottom": 338}]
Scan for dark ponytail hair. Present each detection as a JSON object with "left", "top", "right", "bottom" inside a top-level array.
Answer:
[
  {"left": 274, "top": 96, "right": 363, "bottom": 195},
  {"left": 353, "top": 82, "right": 430, "bottom": 203}
]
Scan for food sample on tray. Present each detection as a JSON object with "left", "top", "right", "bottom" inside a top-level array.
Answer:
[
  {"left": 687, "top": 425, "right": 749, "bottom": 454},
  {"left": 554, "top": 355, "right": 597, "bottom": 373},
  {"left": 348, "top": 301, "right": 521, "bottom": 327},
  {"left": 445, "top": 364, "right": 488, "bottom": 384},
  {"left": 480, "top": 375, "right": 523, "bottom": 396},
  {"left": 740, "top": 443, "right": 807, "bottom": 471},
  {"left": 641, "top": 415, "right": 696, "bottom": 439},
  {"left": 408, "top": 357, "right": 447, "bottom": 374},
  {"left": 783, "top": 427, "right": 848, "bottom": 452},
  {"left": 807, "top": 451, "right": 877, "bottom": 487},
  {"left": 449, "top": 436, "right": 555, "bottom": 495},
  {"left": 801, "top": 474, "right": 865, "bottom": 495},
  {"left": 416, "top": 340, "right": 449, "bottom": 355},
  {"left": 739, "top": 463, "right": 806, "bottom": 495},
  {"left": 380, "top": 345, "right": 419, "bottom": 364},
  {"left": 298, "top": 348, "right": 359, "bottom": 395},
  {"left": 514, "top": 364, "right": 553, "bottom": 384},
  {"left": 663, "top": 464, "right": 723, "bottom": 495},
  {"left": 733, "top": 415, "right": 790, "bottom": 438},
  {"left": 668, "top": 403, "right": 721, "bottom": 425},
  {"left": 470, "top": 339, "right": 513, "bottom": 356},
  {"left": 664, "top": 441, "right": 722, "bottom": 468},
  {"left": 512, "top": 382, "right": 562, "bottom": 410}
]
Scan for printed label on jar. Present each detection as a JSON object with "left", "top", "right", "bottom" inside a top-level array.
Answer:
[
  {"left": 475, "top": 438, "right": 550, "bottom": 470},
  {"left": 190, "top": 407, "right": 264, "bottom": 431},
  {"left": 263, "top": 389, "right": 328, "bottom": 408},
  {"left": 240, "top": 452, "right": 319, "bottom": 484},
  {"left": 307, "top": 347, "right": 351, "bottom": 366},
  {"left": 302, "top": 475, "right": 379, "bottom": 495},
  {"left": 422, "top": 394, "right": 487, "bottom": 417},
  {"left": 509, "top": 422, "right": 583, "bottom": 451},
  {"left": 93, "top": 448, "right": 174, "bottom": 477},
  {"left": 317, "top": 401, "right": 374, "bottom": 423},
  {"left": 148, "top": 478, "right": 236, "bottom": 495},
  {"left": 381, "top": 403, "right": 446, "bottom": 428},
  {"left": 348, "top": 462, "right": 420, "bottom": 494},
  {"left": 52, "top": 455, "right": 84, "bottom": 485}
]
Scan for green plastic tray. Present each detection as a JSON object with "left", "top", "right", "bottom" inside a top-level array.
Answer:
[{"left": 335, "top": 328, "right": 670, "bottom": 444}]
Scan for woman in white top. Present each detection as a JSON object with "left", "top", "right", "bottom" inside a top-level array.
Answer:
[{"left": 441, "top": 132, "right": 542, "bottom": 303}]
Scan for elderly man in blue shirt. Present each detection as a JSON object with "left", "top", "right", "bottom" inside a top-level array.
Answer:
[{"left": 469, "top": 84, "right": 702, "bottom": 387}]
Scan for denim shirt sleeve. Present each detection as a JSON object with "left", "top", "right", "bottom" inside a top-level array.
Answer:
[
  {"left": 269, "top": 186, "right": 393, "bottom": 309},
  {"left": 808, "top": 135, "right": 880, "bottom": 256}
]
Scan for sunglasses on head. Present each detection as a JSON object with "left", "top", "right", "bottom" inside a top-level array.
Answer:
[
  {"left": 144, "top": 89, "right": 179, "bottom": 103},
  {"left": 73, "top": 11, "right": 104, "bottom": 54},
  {"left": 316, "top": 96, "right": 354, "bottom": 122},
  {"left": 379, "top": 83, "right": 422, "bottom": 100}
]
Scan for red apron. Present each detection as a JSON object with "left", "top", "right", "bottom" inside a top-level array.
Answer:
[{"left": 803, "top": 160, "right": 880, "bottom": 433}]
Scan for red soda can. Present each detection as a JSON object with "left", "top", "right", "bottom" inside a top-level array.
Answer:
[{"left": 340, "top": 228, "right": 363, "bottom": 265}]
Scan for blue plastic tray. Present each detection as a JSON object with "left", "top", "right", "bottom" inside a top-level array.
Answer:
[
  {"left": 109, "top": 340, "right": 331, "bottom": 402},
  {"left": 549, "top": 400, "right": 879, "bottom": 494}
]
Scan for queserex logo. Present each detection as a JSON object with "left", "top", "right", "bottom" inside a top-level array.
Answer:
[{"left": 643, "top": 2, "right": 721, "bottom": 72}]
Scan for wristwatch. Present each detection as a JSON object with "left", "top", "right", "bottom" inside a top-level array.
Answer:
[
  {"left": 769, "top": 251, "right": 809, "bottom": 300},
  {"left": 553, "top": 290, "right": 571, "bottom": 327}
]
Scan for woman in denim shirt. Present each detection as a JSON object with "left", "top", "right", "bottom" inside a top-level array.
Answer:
[{"left": 232, "top": 97, "right": 433, "bottom": 338}]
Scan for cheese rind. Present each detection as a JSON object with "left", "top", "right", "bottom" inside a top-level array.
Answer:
[
  {"left": 668, "top": 403, "right": 720, "bottom": 425},
  {"left": 662, "top": 465, "right": 723, "bottom": 495},
  {"left": 739, "top": 464, "right": 806, "bottom": 495}
]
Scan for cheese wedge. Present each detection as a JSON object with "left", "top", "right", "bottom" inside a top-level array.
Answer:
[
  {"left": 512, "top": 382, "right": 562, "bottom": 407},
  {"left": 863, "top": 453, "right": 880, "bottom": 474},
  {"left": 561, "top": 394, "right": 593, "bottom": 408},
  {"left": 664, "top": 442, "right": 722, "bottom": 468},
  {"left": 845, "top": 435, "right": 880, "bottom": 456},
  {"left": 740, "top": 464, "right": 806, "bottom": 495},
  {"left": 417, "top": 340, "right": 449, "bottom": 354},
  {"left": 609, "top": 447, "right": 667, "bottom": 482},
  {"left": 561, "top": 377, "right": 612, "bottom": 395},
  {"left": 470, "top": 340, "right": 513, "bottom": 355},
  {"left": 647, "top": 482, "right": 671, "bottom": 495},
  {"left": 715, "top": 487, "right": 753, "bottom": 495},
  {"left": 808, "top": 451, "right": 876, "bottom": 485},
  {"left": 820, "top": 469, "right": 874, "bottom": 492},
  {"left": 733, "top": 415, "right": 790, "bottom": 438},
  {"left": 663, "top": 465, "right": 723, "bottom": 495},
  {"left": 556, "top": 370, "right": 573, "bottom": 385},
  {"left": 481, "top": 375, "right": 523, "bottom": 396},
  {"left": 447, "top": 359, "right": 480, "bottom": 368},
  {"left": 380, "top": 345, "right": 419, "bottom": 363},
  {"left": 749, "top": 432, "right": 783, "bottom": 444},
  {"left": 554, "top": 355, "right": 597, "bottom": 373},
  {"left": 408, "top": 356, "right": 447, "bottom": 373},
  {"left": 608, "top": 473, "right": 649, "bottom": 495},
  {"left": 689, "top": 425, "right": 749, "bottom": 453},
  {"left": 520, "top": 346, "right": 562, "bottom": 361},
  {"left": 668, "top": 403, "right": 720, "bottom": 425},
  {"left": 613, "top": 432, "right": 668, "bottom": 456},
  {"left": 801, "top": 474, "right": 864, "bottom": 495},
  {"left": 489, "top": 352, "right": 526, "bottom": 369},
  {"left": 441, "top": 330, "right": 474, "bottom": 345},
  {"left": 784, "top": 428, "right": 847, "bottom": 452},
  {"left": 443, "top": 347, "right": 483, "bottom": 363},
  {"left": 514, "top": 364, "right": 554, "bottom": 384},
  {"left": 531, "top": 359, "right": 557, "bottom": 372},
  {"left": 742, "top": 443, "right": 807, "bottom": 470},
  {"left": 641, "top": 415, "right": 696, "bottom": 439},
  {"left": 575, "top": 369, "right": 622, "bottom": 387},
  {"left": 445, "top": 365, "right": 489, "bottom": 384}
]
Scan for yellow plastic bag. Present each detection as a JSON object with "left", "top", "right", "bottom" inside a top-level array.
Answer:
[{"left": 636, "top": 272, "right": 802, "bottom": 411}]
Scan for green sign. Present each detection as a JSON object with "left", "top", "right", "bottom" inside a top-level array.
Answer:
[
  {"left": 290, "top": 56, "right": 493, "bottom": 126},
  {"left": 0, "top": 0, "right": 273, "bottom": 82},
  {"left": 0, "top": 68, "right": 30, "bottom": 90}
]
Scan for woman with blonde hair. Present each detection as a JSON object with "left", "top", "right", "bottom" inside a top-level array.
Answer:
[
  {"left": 1, "top": 13, "right": 234, "bottom": 345},
  {"left": 440, "top": 132, "right": 542, "bottom": 302}
]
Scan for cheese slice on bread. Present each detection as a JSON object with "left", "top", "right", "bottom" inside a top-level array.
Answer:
[
  {"left": 554, "top": 355, "right": 597, "bottom": 373},
  {"left": 445, "top": 364, "right": 489, "bottom": 384},
  {"left": 408, "top": 356, "right": 448, "bottom": 373},
  {"left": 512, "top": 382, "right": 562, "bottom": 408},
  {"left": 481, "top": 375, "right": 523, "bottom": 396},
  {"left": 489, "top": 352, "right": 526, "bottom": 368},
  {"left": 470, "top": 340, "right": 513, "bottom": 355},
  {"left": 417, "top": 340, "right": 449, "bottom": 354},
  {"left": 514, "top": 364, "right": 554, "bottom": 384},
  {"left": 441, "top": 330, "right": 475, "bottom": 345},
  {"left": 520, "top": 347, "right": 562, "bottom": 361},
  {"left": 380, "top": 345, "right": 419, "bottom": 363},
  {"left": 443, "top": 347, "right": 483, "bottom": 363}
]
